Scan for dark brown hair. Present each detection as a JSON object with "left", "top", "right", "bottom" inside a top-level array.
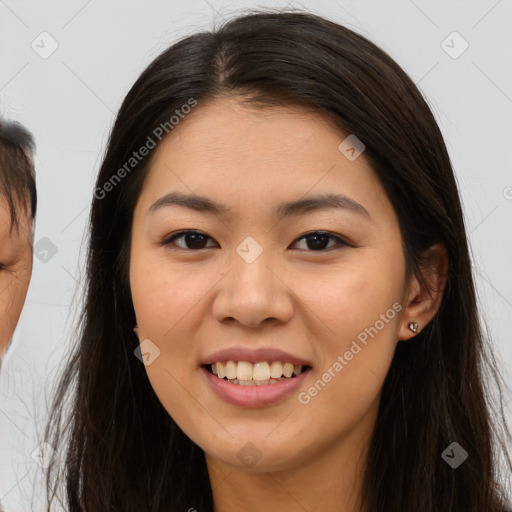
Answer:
[
  {"left": 44, "top": 9, "right": 512, "bottom": 511},
  {"left": 0, "top": 117, "right": 36, "bottom": 232}
]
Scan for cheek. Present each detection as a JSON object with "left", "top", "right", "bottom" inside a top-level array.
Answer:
[
  {"left": 0, "top": 273, "right": 31, "bottom": 352},
  {"left": 130, "top": 256, "right": 203, "bottom": 421},
  {"left": 0, "top": 295, "right": 12, "bottom": 354},
  {"left": 296, "top": 253, "right": 403, "bottom": 412},
  {"left": 302, "top": 252, "right": 403, "bottom": 337},
  {"left": 130, "top": 256, "right": 211, "bottom": 341}
]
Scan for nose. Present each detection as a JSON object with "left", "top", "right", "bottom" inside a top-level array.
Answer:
[{"left": 211, "top": 251, "right": 294, "bottom": 329}]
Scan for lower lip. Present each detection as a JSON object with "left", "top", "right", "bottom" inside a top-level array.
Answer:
[{"left": 201, "top": 366, "right": 311, "bottom": 408}]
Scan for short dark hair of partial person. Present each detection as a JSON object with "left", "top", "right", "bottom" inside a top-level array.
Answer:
[{"left": 0, "top": 117, "right": 37, "bottom": 233}]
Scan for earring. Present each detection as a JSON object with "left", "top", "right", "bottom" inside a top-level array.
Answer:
[
  {"left": 408, "top": 322, "right": 419, "bottom": 333},
  {"left": 133, "top": 324, "right": 139, "bottom": 336}
]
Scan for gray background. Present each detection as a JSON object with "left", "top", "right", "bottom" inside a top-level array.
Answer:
[{"left": 0, "top": 0, "right": 511, "bottom": 509}]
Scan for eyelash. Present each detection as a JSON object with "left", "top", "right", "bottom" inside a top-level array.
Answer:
[{"left": 162, "top": 230, "right": 352, "bottom": 252}]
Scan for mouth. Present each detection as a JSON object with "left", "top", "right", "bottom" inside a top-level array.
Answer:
[
  {"left": 202, "top": 360, "right": 313, "bottom": 386},
  {"left": 201, "top": 361, "right": 313, "bottom": 407}
]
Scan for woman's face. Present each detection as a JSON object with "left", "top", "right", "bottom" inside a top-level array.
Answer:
[
  {"left": 0, "top": 198, "right": 33, "bottom": 360},
  {"left": 130, "top": 96, "right": 412, "bottom": 473}
]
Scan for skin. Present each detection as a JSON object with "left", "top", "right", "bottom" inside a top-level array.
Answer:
[
  {"left": 0, "top": 197, "right": 33, "bottom": 362},
  {"left": 130, "top": 96, "right": 447, "bottom": 512}
]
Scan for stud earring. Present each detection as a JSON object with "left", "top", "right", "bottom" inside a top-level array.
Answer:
[{"left": 408, "top": 322, "right": 419, "bottom": 333}]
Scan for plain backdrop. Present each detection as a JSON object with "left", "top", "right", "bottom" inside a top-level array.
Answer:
[{"left": 0, "top": 0, "right": 511, "bottom": 510}]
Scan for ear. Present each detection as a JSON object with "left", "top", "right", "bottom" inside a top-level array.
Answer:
[
  {"left": 133, "top": 324, "right": 139, "bottom": 339},
  {"left": 398, "top": 243, "right": 449, "bottom": 341}
]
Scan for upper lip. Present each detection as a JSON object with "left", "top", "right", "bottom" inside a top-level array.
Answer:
[{"left": 202, "top": 347, "right": 312, "bottom": 367}]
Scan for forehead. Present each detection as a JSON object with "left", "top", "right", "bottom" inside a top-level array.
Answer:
[
  {"left": 0, "top": 195, "right": 32, "bottom": 244},
  {"left": 159, "top": 97, "right": 345, "bottom": 159},
  {"left": 137, "top": 97, "right": 391, "bottom": 221},
  {"left": 0, "top": 196, "right": 12, "bottom": 237}
]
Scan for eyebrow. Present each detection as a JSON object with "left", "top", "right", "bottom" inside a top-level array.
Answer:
[{"left": 146, "top": 191, "right": 372, "bottom": 220}]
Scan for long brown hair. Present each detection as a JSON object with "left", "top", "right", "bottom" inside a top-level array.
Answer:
[{"left": 45, "top": 10, "right": 512, "bottom": 511}]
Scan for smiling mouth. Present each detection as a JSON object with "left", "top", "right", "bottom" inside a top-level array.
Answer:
[{"left": 203, "top": 361, "right": 312, "bottom": 386}]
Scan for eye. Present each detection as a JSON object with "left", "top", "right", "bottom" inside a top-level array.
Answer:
[
  {"left": 162, "top": 230, "right": 351, "bottom": 252},
  {"left": 163, "top": 231, "right": 218, "bottom": 250},
  {"left": 292, "top": 231, "right": 351, "bottom": 251}
]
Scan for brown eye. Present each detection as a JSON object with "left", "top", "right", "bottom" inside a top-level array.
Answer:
[
  {"left": 291, "top": 231, "right": 350, "bottom": 251},
  {"left": 163, "top": 231, "right": 217, "bottom": 250}
]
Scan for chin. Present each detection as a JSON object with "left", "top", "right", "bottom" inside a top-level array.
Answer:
[{"left": 204, "top": 436, "right": 306, "bottom": 473}]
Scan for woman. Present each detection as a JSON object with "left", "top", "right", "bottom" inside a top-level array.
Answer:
[{"left": 45, "top": 10, "right": 512, "bottom": 512}]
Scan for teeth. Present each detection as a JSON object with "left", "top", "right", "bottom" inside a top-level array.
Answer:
[
  {"left": 216, "top": 362, "right": 225, "bottom": 379},
  {"left": 236, "top": 361, "right": 253, "bottom": 381},
  {"left": 225, "top": 360, "right": 237, "bottom": 380},
  {"left": 252, "top": 362, "right": 270, "bottom": 381},
  {"left": 283, "top": 363, "right": 294, "bottom": 378},
  {"left": 270, "top": 361, "right": 283, "bottom": 378},
  {"left": 209, "top": 360, "right": 308, "bottom": 382},
  {"left": 222, "top": 378, "right": 283, "bottom": 385}
]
